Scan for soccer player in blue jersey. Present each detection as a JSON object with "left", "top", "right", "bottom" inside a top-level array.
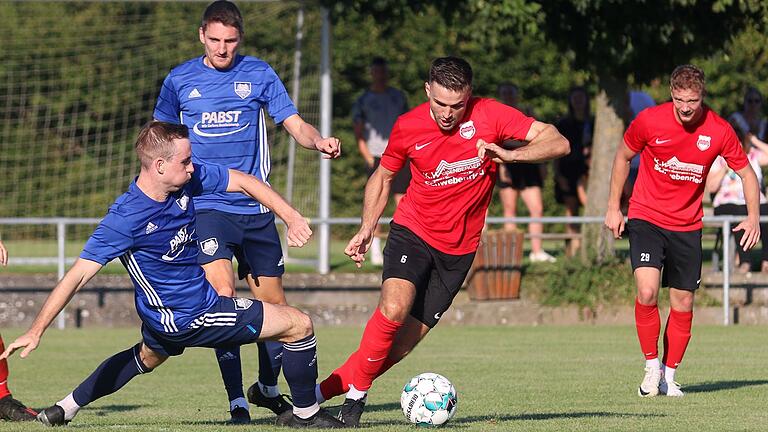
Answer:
[
  {"left": 153, "top": 1, "right": 341, "bottom": 423},
  {"left": 0, "top": 122, "right": 344, "bottom": 428}
]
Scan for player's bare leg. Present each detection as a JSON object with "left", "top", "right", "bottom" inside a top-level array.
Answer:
[
  {"left": 202, "top": 259, "right": 250, "bottom": 423},
  {"left": 563, "top": 197, "right": 581, "bottom": 256},
  {"left": 660, "top": 288, "right": 694, "bottom": 397},
  {"left": 245, "top": 275, "right": 294, "bottom": 420},
  {"left": 522, "top": 186, "right": 555, "bottom": 262},
  {"left": 634, "top": 268, "right": 662, "bottom": 397},
  {"left": 499, "top": 187, "right": 519, "bottom": 232}
]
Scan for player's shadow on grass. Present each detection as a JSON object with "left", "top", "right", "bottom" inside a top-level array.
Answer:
[
  {"left": 90, "top": 404, "right": 144, "bottom": 416},
  {"left": 685, "top": 379, "right": 768, "bottom": 394},
  {"left": 450, "top": 411, "right": 665, "bottom": 424}
]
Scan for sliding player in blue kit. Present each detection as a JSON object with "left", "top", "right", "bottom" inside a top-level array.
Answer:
[
  {"left": 0, "top": 122, "right": 344, "bottom": 429},
  {"left": 153, "top": 1, "right": 341, "bottom": 423}
]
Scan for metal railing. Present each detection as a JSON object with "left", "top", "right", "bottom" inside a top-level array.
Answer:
[{"left": 0, "top": 215, "right": 762, "bottom": 326}]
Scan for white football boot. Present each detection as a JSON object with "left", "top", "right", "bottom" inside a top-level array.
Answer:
[{"left": 638, "top": 366, "right": 661, "bottom": 397}]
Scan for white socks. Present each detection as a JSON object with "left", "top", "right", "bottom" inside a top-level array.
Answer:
[
  {"left": 664, "top": 365, "right": 676, "bottom": 383},
  {"left": 346, "top": 384, "right": 367, "bottom": 401},
  {"left": 314, "top": 384, "right": 326, "bottom": 404},
  {"left": 229, "top": 397, "right": 248, "bottom": 412},
  {"left": 293, "top": 402, "right": 319, "bottom": 419},
  {"left": 57, "top": 393, "right": 81, "bottom": 421},
  {"left": 646, "top": 358, "right": 660, "bottom": 369}
]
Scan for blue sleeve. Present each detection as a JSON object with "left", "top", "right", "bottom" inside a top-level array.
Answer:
[
  {"left": 153, "top": 73, "right": 181, "bottom": 123},
  {"left": 261, "top": 65, "right": 298, "bottom": 124},
  {"left": 80, "top": 214, "right": 134, "bottom": 265},
  {"left": 188, "top": 163, "right": 230, "bottom": 196}
]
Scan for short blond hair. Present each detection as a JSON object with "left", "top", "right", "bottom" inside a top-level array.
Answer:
[{"left": 135, "top": 121, "right": 189, "bottom": 167}]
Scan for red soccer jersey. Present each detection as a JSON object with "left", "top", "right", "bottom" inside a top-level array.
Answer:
[
  {"left": 381, "top": 97, "right": 534, "bottom": 254},
  {"left": 625, "top": 102, "right": 748, "bottom": 231}
]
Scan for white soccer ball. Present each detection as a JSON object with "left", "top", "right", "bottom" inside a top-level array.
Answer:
[{"left": 400, "top": 372, "right": 457, "bottom": 426}]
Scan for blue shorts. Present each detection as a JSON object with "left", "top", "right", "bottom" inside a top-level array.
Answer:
[
  {"left": 196, "top": 210, "right": 285, "bottom": 279},
  {"left": 141, "top": 296, "right": 265, "bottom": 357}
]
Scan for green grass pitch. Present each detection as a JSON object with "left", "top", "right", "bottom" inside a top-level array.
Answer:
[{"left": 1, "top": 325, "right": 767, "bottom": 431}]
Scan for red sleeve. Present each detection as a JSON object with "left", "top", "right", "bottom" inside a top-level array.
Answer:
[
  {"left": 485, "top": 99, "right": 535, "bottom": 141},
  {"left": 380, "top": 119, "right": 407, "bottom": 173},
  {"left": 720, "top": 123, "right": 749, "bottom": 171},
  {"left": 624, "top": 111, "right": 648, "bottom": 153}
]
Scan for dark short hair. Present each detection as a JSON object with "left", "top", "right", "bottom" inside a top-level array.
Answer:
[
  {"left": 370, "top": 57, "right": 387, "bottom": 68},
  {"left": 202, "top": 0, "right": 244, "bottom": 36},
  {"left": 497, "top": 83, "right": 518, "bottom": 95},
  {"left": 429, "top": 57, "right": 473, "bottom": 91},
  {"left": 136, "top": 121, "right": 189, "bottom": 167},
  {"left": 670, "top": 64, "right": 705, "bottom": 93}
]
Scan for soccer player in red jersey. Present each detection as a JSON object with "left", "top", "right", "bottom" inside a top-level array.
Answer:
[
  {"left": 316, "top": 57, "right": 569, "bottom": 426},
  {"left": 0, "top": 240, "right": 37, "bottom": 422},
  {"left": 605, "top": 65, "right": 761, "bottom": 398}
]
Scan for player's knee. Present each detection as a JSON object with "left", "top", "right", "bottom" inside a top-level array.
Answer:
[
  {"left": 379, "top": 302, "right": 409, "bottom": 322},
  {"left": 137, "top": 343, "right": 167, "bottom": 371},
  {"left": 287, "top": 308, "right": 314, "bottom": 341},
  {"left": 636, "top": 288, "right": 658, "bottom": 305}
]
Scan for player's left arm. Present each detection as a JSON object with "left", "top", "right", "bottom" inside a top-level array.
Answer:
[
  {"left": 226, "top": 169, "right": 311, "bottom": 247},
  {"left": 0, "top": 239, "right": 7, "bottom": 266},
  {"left": 733, "top": 165, "right": 761, "bottom": 251},
  {"left": 282, "top": 114, "right": 341, "bottom": 159},
  {"left": 476, "top": 121, "right": 569, "bottom": 164},
  {"left": 0, "top": 258, "right": 103, "bottom": 360}
]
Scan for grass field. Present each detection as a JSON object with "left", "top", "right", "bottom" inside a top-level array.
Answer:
[{"left": 1, "top": 325, "right": 766, "bottom": 431}]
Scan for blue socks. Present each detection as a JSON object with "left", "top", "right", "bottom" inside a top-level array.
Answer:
[
  {"left": 281, "top": 334, "right": 318, "bottom": 408},
  {"left": 215, "top": 347, "right": 245, "bottom": 406},
  {"left": 72, "top": 343, "right": 152, "bottom": 406},
  {"left": 257, "top": 341, "right": 283, "bottom": 387}
]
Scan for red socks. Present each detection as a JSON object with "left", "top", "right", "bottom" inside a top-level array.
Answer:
[
  {"left": 0, "top": 335, "right": 10, "bottom": 398},
  {"left": 350, "top": 308, "right": 402, "bottom": 392},
  {"left": 662, "top": 308, "right": 693, "bottom": 369},
  {"left": 634, "top": 299, "right": 661, "bottom": 360},
  {"left": 320, "top": 351, "right": 359, "bottom": 400}
]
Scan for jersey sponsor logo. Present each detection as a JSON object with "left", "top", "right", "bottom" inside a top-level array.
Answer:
[
  {"left": 200, "top": 237, "right": 219, "bottom": 256},
  {"left": 162, "top": 224, "right": 194, "bottom": 261},
  {"left": 192, "top": 111, "right": 250, "bottom": 138},
  {"left": 424, "top": 157, "right": 485, "bottom": 187},
  {"left": 459, "top": 120, "right": 476, "bottom": 139},
  {"left": 176, "top": 194, "right": 189, "bottom": 211},
  {"left": 655, "top": 138, "right": 671, "bottom": 144},
  {"left": 415, "top": 141, "right": 433, "bottom": 151},
  {"left": 233, "top": 297, "right": 253, "bottom": 310},
  {"left": 145, "top": 222, "right": 158, "bottom": 234},
  {"left": 696, "top": 134, "right": 711, "bottom": 151},
  {"left": 653, "top": 156, "right": 704, "bottom": 184},
  {"left": 188, "top": 88, "right": 202, "bottom": 99},
  {"left": 234, "top": 81, "right": 251, "bottom": 99}
]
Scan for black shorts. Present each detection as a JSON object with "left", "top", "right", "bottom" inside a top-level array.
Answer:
[
  {"left": 497, "top": 163, "right": 543, "bottom": 189},
  {"left": 141, "top": 296, "right": 264, "bottom": 357},
  {"left": 196, "top": 210, "right": 284, "bottom": 280},
  {"left": 370, "top": 157, "right": 412, "bottom": 195},
  {"left": 627, "top": 218, "right": 702, "bottom": 291},
  {"left": 382, "top": 222, "right": 475, "bottom": 328}
]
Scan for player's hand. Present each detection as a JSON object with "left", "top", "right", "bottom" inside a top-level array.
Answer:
[
  {"left": 315, "top": 137, "right": 342, "bottom": 159},
  {"left": 344, "top": 229, "right": 373, "bottom": 268},
  {"left": 285, "top": 216, "right": 313, "bottom": 248},
  {"left": 604, "top": 208, "right": 625, "bottom": 239},
  {"left": 0, "top": 333, "right": 40, "bottom": 360},
  {"left": 476, "top": 139, "right": 507, "bottom": 163},
  {"left": 0, "top": 240, "right": 7, "bottom": 266},
  {"left": 733, "top": 217, "right": 760, "bottom": 251}
]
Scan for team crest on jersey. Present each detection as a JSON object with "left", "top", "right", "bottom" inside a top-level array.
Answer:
[
  {"left": 176, "top": 195, "right": 189, "bottom": 211},
  {"left": 233, "top": 297, "right": 253, "bottom": 310},
  {"left": 200, "top": 237, "right": 219, "bottom": 256},
  {"left": 459, "top": 120, "right": 476, "bottom": 139},
  {"left": 696, "top": 134, "right": 711, "bottom": 151},
  {"left": 234, "top": 82, "right": 251, "bottom": 99}
]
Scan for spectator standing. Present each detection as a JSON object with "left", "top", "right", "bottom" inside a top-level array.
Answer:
[{"left": 352, "top": 57, "right": 410, "bottom": 265}]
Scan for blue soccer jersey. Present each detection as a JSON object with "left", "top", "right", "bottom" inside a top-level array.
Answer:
[
  {"left": 153, "top": 55, "right": 298, "bottom": 215},
  {"left": 80, "top": 164, "right": 229, "bottom": 334}
]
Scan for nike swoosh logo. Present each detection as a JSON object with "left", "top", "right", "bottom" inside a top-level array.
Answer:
[
  {"left": 366, "top": 357, "right": 386, "bottom": 362},
  {"left": 434, "top": 312, "right": 442, "bottom": 320},
  {"left": 415, "top": 142, "right": 433, "bottom": 150},
  {"left": 655, "top": 138, "right": 671, "bottom": 144}
]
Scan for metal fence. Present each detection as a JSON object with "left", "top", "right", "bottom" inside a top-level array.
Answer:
[{"left": 0, "top": 215, "right": 761, "bottom": 326}]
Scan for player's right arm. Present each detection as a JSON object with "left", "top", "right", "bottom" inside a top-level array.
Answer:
[
  {"left": 605, "top": 142, "right": 637, "bottom": 238},
  {"left": 0, "top": 239, "right": 7, "bottom": 266},
  {"left": 0, "top": 258, "right": 102, "bottom": 360},
  {"left": 345, "top": 164, "right": 395, "bottom": 268}
]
